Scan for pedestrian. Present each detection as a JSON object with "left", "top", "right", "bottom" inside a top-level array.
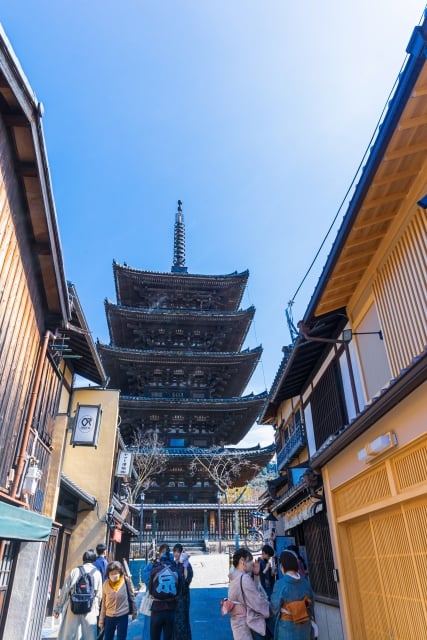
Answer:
[
  {"left": 94, "top": 543, "right": 109, "bottom": 581},
  {"left": 172, "top": 543, "right": 193, "bottom": 640},
  {"left": 268, "top": 528, "right": 276, "bottom": 552},
  {"left": 98, "top": 561, "right": 137, "bottom": 640},
  {"left": 254, "top": 545, "right": 276, "bottom": 599},
  {"left": 148, "top": 545, "right": 181, "bottom": 640},
  {"left": 143, "top": 543, "right": 174, "bottom": 586},
  {"left": 286, "top": 545, "right": 308, "bottom": 579},
  {"left": 53, "top": 549, "right": 102, "bottom": 640},
  {"left": 270, "top": 550, "right": 314, "bottom": 640},
  {"left": 228, "top": 548, "right": 270, "bottom": 640}
]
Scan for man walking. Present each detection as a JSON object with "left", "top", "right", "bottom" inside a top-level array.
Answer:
[
  {"left": 94, "top": 542, "right": 108, "bottom": 581},
  {"left": 53, "top": 549, "right": 102, "bottom": 640},
  {"left": 148, "top": 544, "right": 180, "bottom": 640}
]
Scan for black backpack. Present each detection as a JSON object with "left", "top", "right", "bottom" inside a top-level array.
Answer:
[
  {"left": 149, "top": 561, "right": 179, "bottom": 601},
  {"left": 70, "top": 566, "right": 95, "bottom": 615}
]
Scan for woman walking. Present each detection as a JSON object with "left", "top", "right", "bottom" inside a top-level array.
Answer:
[
  {"left": 228, "top": 548, "right": 270, "bottom": 640},
  {"left": 270, "top": 550, "right": 314, "bottom": 640},
  {"left": 99, "top": 561, "right": 137, "bottom": 640}
]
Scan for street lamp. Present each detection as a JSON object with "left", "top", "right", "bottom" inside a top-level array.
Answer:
[
  {"left": 139, "top": 492, "right": 145, "bottom": 557},
  {"left": 217, "top": 490, "right": 222, "bottom": 553}
]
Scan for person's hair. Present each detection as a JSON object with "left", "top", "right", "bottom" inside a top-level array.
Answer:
[
  {"left": 106, "top": 561, "right": 124, "bottom": 576},
  {"left": 232, "top": 548, "right": 253, "bottom": 568},
  {"left": 83, "top": 549, "right": 97, "bottom": 563},
  {"left": 261, "top": 544, "right": 274, "bottom": 557},
  {"left": 287, "top": 545, "right": 307, "bottom": 568},
  {"left": 280, "top": 550, "right": 299, "bottom": 573},
  {"left": 173, "top": 543, "right": 183, "bottom": 553},
  {"left": 159, "top": 544, "right": 170, "bottom": 555},
  {"left": 96, "top": 543, "right": 107, "bottom": 555}
]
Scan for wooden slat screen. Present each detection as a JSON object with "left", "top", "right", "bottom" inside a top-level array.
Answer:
[{"left": 373, "top": 209, "right": 427, "bottom": 377}]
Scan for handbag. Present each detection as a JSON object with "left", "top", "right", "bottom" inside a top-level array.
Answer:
[
  {"left": 139, "top": 592, "right": 154, "bottom": 616},
  {"left": 220, "top": 597, "right": 236, "bottom": 615}
]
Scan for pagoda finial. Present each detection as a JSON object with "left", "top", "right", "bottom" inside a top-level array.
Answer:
[{"left": 172, "top": 199, "right": 188, "bottom": 273}]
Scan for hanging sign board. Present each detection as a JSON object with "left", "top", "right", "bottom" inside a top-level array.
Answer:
[
  {"left": 71, "top": 404, "right": 102, "bottom": 447},
  {"left": 115, "top": 451, "right": 133, "bottom": 477}
]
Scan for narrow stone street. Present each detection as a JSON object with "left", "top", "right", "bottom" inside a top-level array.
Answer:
[{"left": 42, "top": 552, "right": 343, "bottom": 639}]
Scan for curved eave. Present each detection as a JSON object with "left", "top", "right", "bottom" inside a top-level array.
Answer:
[
  {"left": 65, "top": 283, "right": 107, "bottom": 385},
  {"left": 0, "top": 27, "right": 69, "bottom": 327},
  {"left": 60, "top": 472, "right": 97, "bottom": 507},
  {"left": 305, "top": 18, "right": 427, "bottom": 322},
  {"left": 260, "top": 310, "right": 347, "bottom": 423},
  {"left": 119, "top": 391, "right": 267, "bottom": 410},
  {"left": 105, "top": 302, "right": 255, "bottom": 351},
  {"left": 129, "top": 443, "right": 276, "bottom": 457},
  {"left": 112, "top": 261, "right": 249, "bottom": 310},
  {"left": 98, "top": 343, "right": 262, "bottom": 365}
]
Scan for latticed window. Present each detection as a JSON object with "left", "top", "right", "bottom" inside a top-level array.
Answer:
[
  {"left": 303, "top": 510, "right": 338, "bottom": 601},
  {"left": 311, "top": 360, "right": 347, "bottom": 450}
]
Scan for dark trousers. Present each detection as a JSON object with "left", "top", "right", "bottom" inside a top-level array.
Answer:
[
  {"left": 104, "top": 613, "right": 129, "bottom": 640},
  {"left": 150, "top": 609, "right": 175, "bottom": 640}
]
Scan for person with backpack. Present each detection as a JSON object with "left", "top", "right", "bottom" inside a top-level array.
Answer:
[
  {"left": 53, "top": 549, "right": 102, "bottom": 640},
  {"left": 148, "top": 545, "right": 181, "bottom": 640},
  {"left": 98, "top": 561, "right": 137, "bottom": 640}
]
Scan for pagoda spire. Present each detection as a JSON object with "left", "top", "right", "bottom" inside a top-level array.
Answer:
[{"left": 172, "top": 199, "right": 188, "bottom": 273}]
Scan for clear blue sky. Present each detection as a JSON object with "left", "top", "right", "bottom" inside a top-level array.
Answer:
[{"left": 2, "top": 1, "right": 425, "bottom": 446}]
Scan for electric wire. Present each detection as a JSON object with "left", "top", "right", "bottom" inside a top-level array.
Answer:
[{"left": 287, "top": 42, "right": 415, "bottom": 309}]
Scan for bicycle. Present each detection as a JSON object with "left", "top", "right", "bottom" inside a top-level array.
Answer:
[{"left": 244, "top": 527, "right": 264, "bottom": 552}]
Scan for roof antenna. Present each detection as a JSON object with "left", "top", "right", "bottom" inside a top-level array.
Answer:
[{"left": 171, "top": 199, "right": 188, "bottom": 273}]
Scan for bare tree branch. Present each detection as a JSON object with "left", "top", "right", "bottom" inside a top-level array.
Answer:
[
  {"left": 129, "top": 431, "right": 168, "bottom": 503},
  {"left": 189, "top": 447, "right": 260, "bottom": 503}
]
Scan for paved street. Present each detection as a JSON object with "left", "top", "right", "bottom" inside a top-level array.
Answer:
[{"left": 42, "top": 553, "right": 232, "bottom": 640}]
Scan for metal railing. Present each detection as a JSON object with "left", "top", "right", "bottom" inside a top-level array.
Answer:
[{"left": 277, "top": 422, "right": 306, "bottom": 470}]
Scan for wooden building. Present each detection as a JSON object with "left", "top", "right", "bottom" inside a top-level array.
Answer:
[
  {"left": 98, "top": 202, "right": 274, "bottom": 545},
  {"left": 0, "top": 27, "right": 123, "bottom": 639},
  {"left": 261, "top": 13, "right": 427, "bottom": 640}
]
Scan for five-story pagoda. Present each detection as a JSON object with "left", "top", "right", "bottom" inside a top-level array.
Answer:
[{"left": 98, "top": 202, "right": 273, "bottom": 542}]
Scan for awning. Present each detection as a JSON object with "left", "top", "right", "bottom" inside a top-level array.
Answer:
[{"left": 0, "top": 501, "right": 53, "bottom": 542}]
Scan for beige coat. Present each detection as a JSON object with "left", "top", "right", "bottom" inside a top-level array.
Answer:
[
  {"left": 54, "top": 563, "right": 102, "bottom": 640},
  {"left": 228, "top": 569, "right": 270, "bottom": 639}
]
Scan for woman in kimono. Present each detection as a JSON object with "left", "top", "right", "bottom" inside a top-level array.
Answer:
[
  {"left": 228, "top": 548, "right": 270, "bottom": 640},
  {"left": 270, "top": 550, "right": 314, "bottom": 640}
]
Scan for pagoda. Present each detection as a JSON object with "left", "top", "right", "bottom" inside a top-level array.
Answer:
[{"left": 98, "top": 202, "right": 273, "bottom": 539}]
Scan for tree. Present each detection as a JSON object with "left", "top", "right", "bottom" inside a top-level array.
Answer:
[
  {"left": 189, "top": 447, "right": 260, "bottom": 503},
  {"left": 127, "top": 431, "right": 168, "bottom": 503}
]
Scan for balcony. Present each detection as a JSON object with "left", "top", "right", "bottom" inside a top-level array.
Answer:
[{"left": 276, "top": 422, "right": 306, "bottom": 471}]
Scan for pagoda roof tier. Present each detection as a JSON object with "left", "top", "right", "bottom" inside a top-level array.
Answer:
[
  {"left": 113, "top": 261, "right": 249, "bottom": 311},
  {"left": 104, "top": 301, "right": 255, "bottom": 352},
  {"left": 98, "top": 343, "right": 262, "bottom": 398},
  {"left": 128, "top": 444, "right": 276, "bottom": 486},
  {"left": 118, "top": 392, "right": 267, "bottom": 445}
]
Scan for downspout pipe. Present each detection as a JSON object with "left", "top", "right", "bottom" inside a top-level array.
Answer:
[{"left": 11, "top": 330, "right": 56, "bottom": 499}]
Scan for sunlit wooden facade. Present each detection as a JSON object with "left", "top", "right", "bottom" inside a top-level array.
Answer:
[
  {"left": 261, "top": 15, "right": 427, "bottom": 640},
  {"left": 0, "top": 28, "right": 118, "bottom": 640}
]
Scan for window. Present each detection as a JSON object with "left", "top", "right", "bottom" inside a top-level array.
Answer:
[
  {"left": 169, "top": 438, "right": 185, "bottom": 447},
  {"left": 311, "top": 360, "right": 347, "bottom": 450}
]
